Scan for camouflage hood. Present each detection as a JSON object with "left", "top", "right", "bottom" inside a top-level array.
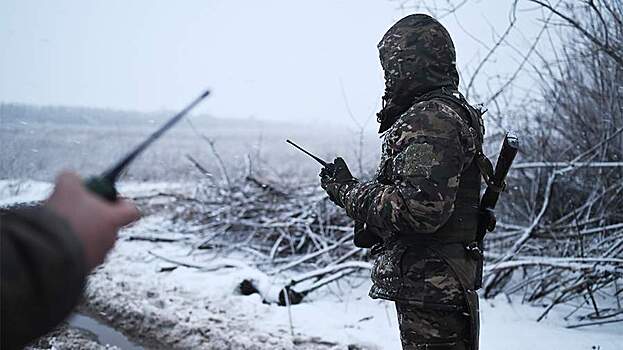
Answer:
[{"left": 377, "top": 14, "right": 459, "bottom": 133}]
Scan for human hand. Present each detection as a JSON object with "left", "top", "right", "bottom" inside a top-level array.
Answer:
[
  {"left": 44, "top": 171, "right": 140, "bottom": 271},
  {"left": 320, "top": 157, "right": 354, "bottom": 183},
  {"left": 320, "top": 157, "right": 356, "bottom": 207}
]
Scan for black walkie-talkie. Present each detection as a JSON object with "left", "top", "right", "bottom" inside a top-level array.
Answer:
[{"left": 85, "top": 90, "right": 211, "bottom": 201}]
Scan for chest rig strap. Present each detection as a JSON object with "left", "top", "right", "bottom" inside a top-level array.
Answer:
[
  {"left": 416, "top": 88, "right": 497, "bottom": 189},
  {"left": 408, "top": 88, "right": 488, "bottom": 350}
]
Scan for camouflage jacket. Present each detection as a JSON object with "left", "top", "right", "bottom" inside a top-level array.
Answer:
[
  {"left": 327, "top": 13, "right": 484, "bottom": 308},
  {"left": 335, "top": 98, "right": 478, "bottom": 307},
  {"left": 1, "top": 207, "right": 87, "bottom": 349}
]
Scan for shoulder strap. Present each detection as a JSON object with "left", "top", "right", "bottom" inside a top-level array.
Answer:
[{"left": 417, "top": 88, "right": 496, "bottom": 187}]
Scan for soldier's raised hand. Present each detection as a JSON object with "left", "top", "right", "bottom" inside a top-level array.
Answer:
[
  {"left": 44, "top": 171, "right": 140, "bottom": 271},
  {"left": 320, "top": 157, "right": 357, "bottom": 207}
]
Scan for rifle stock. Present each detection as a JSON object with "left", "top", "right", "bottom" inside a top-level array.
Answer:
[
  {"left": 479, "top": 133, "right": 519, "bottom": 213},
  {"left": 474, "top": 132, "right": 519, "bottom": 289}
]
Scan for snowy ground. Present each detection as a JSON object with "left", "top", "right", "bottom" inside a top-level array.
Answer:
[
  {"left": 86, "top": 220, "right": 623, "bottom": 350},
  {"left": 2, "top": 180, "right": 622, "bottom": 349}
]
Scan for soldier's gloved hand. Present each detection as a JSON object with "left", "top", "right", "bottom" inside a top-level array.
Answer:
[{"left": 320, "top": 157, "right": 356, "bottom": 207}]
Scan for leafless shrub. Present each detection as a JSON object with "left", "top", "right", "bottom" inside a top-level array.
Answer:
[
  {"left": 155, "top": 1, "right": 623, "bottom": 318},
  {"left": 384, "top": 0, "right": 623, "bottom": 326},
  {"left": 480, "top": 0, "right": 623, "bottom": 327},
  {"left": 134, "top": 137, "right": 370, "bottom": 304}
]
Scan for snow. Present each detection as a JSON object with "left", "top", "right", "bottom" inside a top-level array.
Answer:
[
  {"left": 2, "top": 180, "right": 622, "bottom": 349},
  {"left": 89, "top": 214, "right": 622, "bottom": 349},
  {"left": 479, "top": 299, "right": 622, "bottom": 350},
  {"left": 85, "top": 222, "right": 398, "bottom": 349},
  {"left": 0, "top": 179, "right": 52, "bottom": 206},
  {"left": 0, "top": 179, "right": 186, "bottom": 207}
]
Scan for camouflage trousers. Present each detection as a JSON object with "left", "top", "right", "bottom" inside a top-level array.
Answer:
[{"left": 395, "top": 303, "right": 470, "bottom": 350}]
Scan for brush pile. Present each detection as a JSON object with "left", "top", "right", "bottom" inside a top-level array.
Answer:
[
  {"left": 143, "top": 137, "right": 622, "bottom": 327},
  {"left": 154, "top": 169, "right": 370, "bottom": 305}
]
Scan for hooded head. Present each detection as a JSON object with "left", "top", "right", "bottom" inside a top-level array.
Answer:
[{"left": 377, "top": 14, "right": 459, "bottom": 133}]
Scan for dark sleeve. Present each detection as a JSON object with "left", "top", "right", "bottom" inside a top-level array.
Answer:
[
  {"left": 1, "top": 206, "right": 87, "bottom": 350},
  {"left": 339, "top": 101, "right": 476, "bottom": 238}
]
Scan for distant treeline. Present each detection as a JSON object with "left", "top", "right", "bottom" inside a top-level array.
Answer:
[
  {"left": 0, "top": 103, "right": 166, "bottom": 126},
  {"left": 0, "top": 103, "right": 277, "bottom": 129}
]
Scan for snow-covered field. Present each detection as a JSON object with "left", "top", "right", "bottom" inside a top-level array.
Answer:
[{"left": 3, "top": 180, "right": 622, "bottom": 349}]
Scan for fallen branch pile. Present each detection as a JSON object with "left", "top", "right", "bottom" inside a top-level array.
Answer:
[
  {"left": 481, "top": 131, "right": 623, "bottom": 326},
  {"left": 136, "top": 141, "right": 623, "bottom": 324},
  {"left": 165, "top": 170, "right": 370, "bottom": 303}
]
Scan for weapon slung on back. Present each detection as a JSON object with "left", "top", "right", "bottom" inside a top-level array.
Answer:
[
  {"left": 477, "top": 133, "right": 519, "bottom": 239},
  {"left": 479, "top": 133, "right": 519, "bottom": 214},
  {"left": 472, "top": 132, "right": 519, "bottom": 289}
]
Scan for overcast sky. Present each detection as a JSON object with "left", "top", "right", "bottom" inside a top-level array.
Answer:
[{"left": 0, "top": 0, "right": 548, "bottom": 127}]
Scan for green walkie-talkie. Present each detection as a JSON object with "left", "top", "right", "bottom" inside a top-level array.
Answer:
[{"left": 85, "top": 90, "right": 211, "bottom": 201}]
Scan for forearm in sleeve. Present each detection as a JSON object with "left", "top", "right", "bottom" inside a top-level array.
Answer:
[{"left": 1, "top": 206, "right": 87, "bottom": 350}]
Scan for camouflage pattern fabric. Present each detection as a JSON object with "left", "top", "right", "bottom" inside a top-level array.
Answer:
[
  {"left": 367, "top": 239, "right": 466, "bottom": 306},
  {"left": 320, "top": 13, "right": 484, "bottom": 349},
  {"left": 376, "top": 14, "right": 459, "bottom": 133},
  {"left": 396, "top": 302, "right": 470, "bottom": 350},
  {"left": 339, "top": 100, "right": 477, "bottom": 236},
  {"left": 335, "top": 98, "right": 478, "bottom": 304},
  {"left": 328, "top": 14, "right": 479, "bottom": 307}
]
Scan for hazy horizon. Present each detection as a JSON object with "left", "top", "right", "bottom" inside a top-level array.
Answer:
[{"left": 1, "top": 1, "right": 552, "bottom": 130}]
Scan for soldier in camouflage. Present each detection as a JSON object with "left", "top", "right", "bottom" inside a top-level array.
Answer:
[{"left": 320, "top": 14, "right": 487, "bottom": 350}]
